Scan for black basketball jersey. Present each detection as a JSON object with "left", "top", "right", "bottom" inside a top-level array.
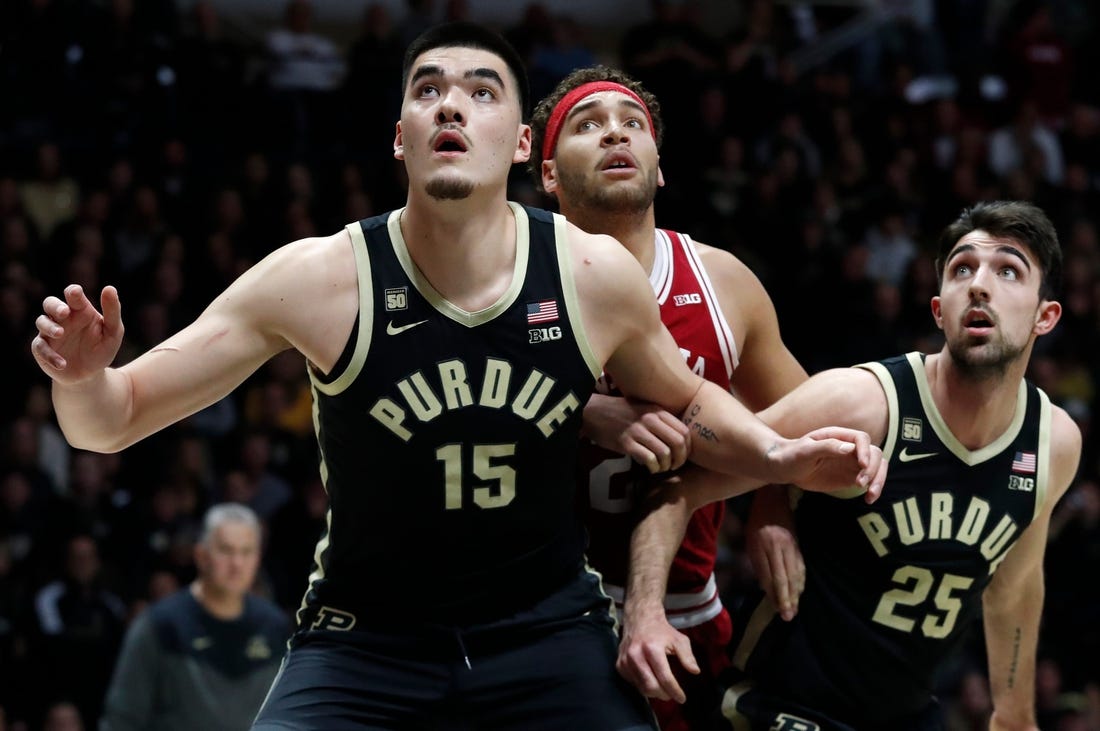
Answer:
[
  {"left": 299, "top": 203, "right": 600, "bottom": 628},
  {"left": 732, "top": 352, "right": 1052, "bottom": 725}
]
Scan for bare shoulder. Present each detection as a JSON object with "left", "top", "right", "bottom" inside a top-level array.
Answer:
[
  {"left": 217, "top": 228, "right": 359, "bottom": 371},
  {"left": 565, "top": 221, "right": 652, "bottom": 308},
  {"left": 1047, "top": 405, "right": 1083, "bottom": 502},
  {"left": 693, "top": 240, "right": 762, "bottom": 289}
]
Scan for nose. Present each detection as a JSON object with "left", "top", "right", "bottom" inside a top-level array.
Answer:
[
  {"left": 436, "top": 87, "right": 465, "bottom": 125},
  {"left": 601, "top": 120, "right": 629, "bottom": 145},
  {"left": 968, "top": 265, "right": 992, "bottom": 301}
]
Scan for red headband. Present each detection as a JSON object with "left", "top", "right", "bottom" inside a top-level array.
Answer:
[{"left": 541, "top": 81, "right": 655, "bottom": 161}]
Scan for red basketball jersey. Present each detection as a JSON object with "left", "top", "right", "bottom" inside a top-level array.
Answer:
[{"left": 580, "top": 229, "right": 738, "bottom": 628}]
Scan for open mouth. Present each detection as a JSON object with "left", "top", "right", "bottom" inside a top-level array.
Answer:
[
  {"left": 963, "top": 309, "right": 995, "bottom": 333},
  {"left": 601, "top": 151, "right": 637, "bottom": 172},
  {"left": 433, "top": 131, "right": 468, "bottom": 153}
]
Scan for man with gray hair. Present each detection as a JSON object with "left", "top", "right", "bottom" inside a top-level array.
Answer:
[{"left": 100, "top": 503, "right": 290, "bottom": 731}]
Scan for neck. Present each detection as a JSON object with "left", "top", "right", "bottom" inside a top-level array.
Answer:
[
  {"left": 923, "top": 350, "right": 1028, "bottom": 449},
  {"left": 558, "top": 203, "right": 658, "bottom": 275},
  {"left": 191, "top": 580, "right": 245, "bottom": 621},
  {"left": 399, "top": 194, "right": 517, "bottom": 310}
]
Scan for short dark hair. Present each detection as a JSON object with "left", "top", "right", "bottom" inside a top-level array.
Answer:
[
  {"left": 528, "top": 66, "right": 665, "bottom": 192},
  {"left": 401, "top": 21, "right": 529, "bottom": 116},
  {"left": 935, "top": 200, "right": 1062, "bottom": 300}
]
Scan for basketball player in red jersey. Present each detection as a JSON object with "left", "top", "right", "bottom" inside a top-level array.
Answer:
[{"left": 530, "top": 67, "right": 809, "bottom": 730}]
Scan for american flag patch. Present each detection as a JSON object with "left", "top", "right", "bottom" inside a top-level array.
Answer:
[
  {"left": 526, "top": 299, "right": 559, "bottom": 324},
  {"left": 1011, "top": 451, "right": 1036, "bottom": 474}
]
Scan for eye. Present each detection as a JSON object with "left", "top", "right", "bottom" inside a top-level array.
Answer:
[
  {"left": 953, "top": 263, "right": 971, "bottom": 277},
  {"left": 999, "top": 266, "right": 1020, "bottom": 280},
  {"left": 625, "top": 118, "right": 643, "bottom": 129},
  {"left": 417, "top": 83, "right": 440, "bottom": 98},
  {"left": 577, "top": 120, "right": 599, "bottom": 133},
  {"left": 474, "top": 87, "right": 496, "bottom": 101}
]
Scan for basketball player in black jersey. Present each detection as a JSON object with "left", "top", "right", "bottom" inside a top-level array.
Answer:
[
  {"left": 619, "top": 200, "right": 1082, "bottom": 731},
  {"left": 30, "top": 22, "right": 884, "bottom": 731}
]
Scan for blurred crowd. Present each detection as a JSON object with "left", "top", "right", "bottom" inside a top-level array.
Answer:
[{"left": 1, "top": 0, "right": 1099, "bottom": 729}]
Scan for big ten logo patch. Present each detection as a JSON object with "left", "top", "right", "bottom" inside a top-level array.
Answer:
[
  {"left": 385, "top": 287, "right": 408, "bottom": 311},
  {"left": 311, "top": 606, "right": 357, "bottom": 631},
  {"left": 1008, "top": 475, "right": 1035, "bottom": 492},
  {"left": 771, "top": 714, "right": 820, "bottom": 731},
  {"left": 902, "top": 417, "right": 923, "bottom": 442},
  {"left": 529, "top": 326, "right": 563, "bottom": 344},
  {"left": 673, "top": 293, "right": 702, "bottom": 306}
]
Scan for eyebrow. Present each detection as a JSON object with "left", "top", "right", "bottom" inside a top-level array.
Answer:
[
  {"left": 946, "top": 243, "right": 1032, "bottom": 271},
  {"left": 409, "top": 65, "right": 506, "bottom": 90},
  {"left": 565, "top": 97, "right": 648, "bottom": 124}
]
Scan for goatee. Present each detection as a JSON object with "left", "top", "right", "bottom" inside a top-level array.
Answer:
[{"left": 426, "top": 178, "right": 474, "bottom": 200}]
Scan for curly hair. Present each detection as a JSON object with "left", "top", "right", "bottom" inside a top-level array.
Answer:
[{"left": 528, "top": 66, "right": 664, "bottom": 192}]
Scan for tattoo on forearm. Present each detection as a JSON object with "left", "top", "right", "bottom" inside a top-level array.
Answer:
[
  {"left": 689, "top": 421, "right": 719, "bottom": 443},
  {"left": 1007, "top": 627, "right": 1021, "bottom": 689}
]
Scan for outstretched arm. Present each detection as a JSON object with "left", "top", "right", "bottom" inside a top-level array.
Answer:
[
  {"left": 984, "top": 407, "right": 1081, "bottom": 731},
  {"left": 32, "top": 232, "right": 357, "bottom": 452},
  {"left": 571, "top": 226, "right": 882, "bottom": 491}
]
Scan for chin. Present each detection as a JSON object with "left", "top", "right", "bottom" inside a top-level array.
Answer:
[{"left": 425, "top": 174, "right": 475, "bottom": 201}]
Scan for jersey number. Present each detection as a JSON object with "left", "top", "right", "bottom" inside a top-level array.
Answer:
[
  {"left": 436, "top": 444, "right": 516, "bottom": 510},
  {"left": 871, "top": 565, "right": 973, "bottom": 638}
]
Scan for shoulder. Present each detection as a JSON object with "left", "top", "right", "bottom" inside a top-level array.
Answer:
[
  {"left": 246, "top": 595, "right": 293, "bottom": 632},
  {"left": 144, "top": 589, "right": 198, "bottom": 627},
  {"left": 692, "top": 239, "right": 776, "bottom": 326},
  {"left": 1046, "top": 404, "right": 1082, "bottom": 502},
  {"left": 565, "top": 222, "right": 652, "bottom": 300}
]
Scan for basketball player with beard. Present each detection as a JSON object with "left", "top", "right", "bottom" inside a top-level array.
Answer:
[
  {"left": 530, "top": 66, "right": 810, "bottom": 730},
  {"left": 619, "top": 200, "right": 1081, "bottom": 731}
]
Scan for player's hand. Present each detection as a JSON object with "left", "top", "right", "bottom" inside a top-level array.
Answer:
[
  {"left": 616, "top": 604, "right": 699, "bottom": 703},
  {"left": 32, "top": 285, "right": 125, "bottom": 384},
  {"left": 746, "top": 488, "right": 804, "bottom": 621},
  {"left": 583, "top": 393, "right": 690, "bottom": 473},
  {"left": 767, "top": 427, "right": 886, "bottom": 504}
]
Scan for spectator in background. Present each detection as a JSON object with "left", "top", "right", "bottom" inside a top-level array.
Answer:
[
  {"left": 100, "top": 503, "right": 289, "bottom": 731},
  {"left": 31, "top": 534, "right": 127, "bottom": 729},
  {"left": 263, "top": 0, "right": 346, "bottom": 161}
]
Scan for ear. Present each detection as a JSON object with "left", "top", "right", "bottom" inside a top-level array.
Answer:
[
  {"left": 657, "top": 161, "right": 666, "bottom": 188},
  {"left": 930, "top": 296, "right": 944, "bottom": 329},
  {"left": 542, "top": 159, "right": 559, "bottom": 194},
  {"left": 393, "top": 121, "right": 404, "bottom": 161},
  {"left": 513, "top": 123, "right": 532, "bottom": 165},
  {"left": 1033, "top": 299, "right": 1062, "bottom": 336}
]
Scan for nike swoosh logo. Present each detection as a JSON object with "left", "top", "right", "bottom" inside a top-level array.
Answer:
[
  {"left": 898, "top": 447, "right": 937, "bottom": 462},
  {"left": 386, "top": 319, "right": 428, "bottom": 335}
]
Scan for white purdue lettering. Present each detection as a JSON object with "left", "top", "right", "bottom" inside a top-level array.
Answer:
[
  {"left": 438, "top": 360, "right": 474, "bottom": 410},
  {"left": 858, "top": 513, "right": 891, "bottom": 557},
  {"left": 369, "top": 399, "right": 413, "bottom": 442},
  {"left": 512, "top": 370, "right": 554, "bottom": 419},
  {"left": 956, "top": 498, "right": 990, "bottom": 545},
  {"left": 536, "top": 393, "right": 580, "bottom": 437},
  {"left": 397, "top": 372, "right": 444, "bottom": 421},
  {"left": 929, "top": 493, "right": 953, "bottom": 539},
  {"left": 893, "top": 497, "right": 925, "bottom": 545},
  {"left": 369, "top": 358, "right": 578, "bottom": 439},
  {"left": 480, "top": 358, "right": 511, "bottom": 408},
  {"left": 858, "top": 494, "right": 1020, "bottom": 570}
]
